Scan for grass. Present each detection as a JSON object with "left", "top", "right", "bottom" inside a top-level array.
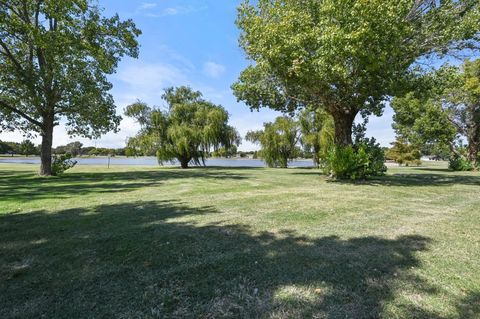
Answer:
[{"left": 0, "top": 163, "right": 479, "bottom": 318}]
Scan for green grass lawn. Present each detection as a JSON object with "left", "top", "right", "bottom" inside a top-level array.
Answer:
[{"left": 0, "top": 163, "right": 479, "bottom": 318}]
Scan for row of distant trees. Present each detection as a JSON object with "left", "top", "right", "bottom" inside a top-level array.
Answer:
[
  {"left": 0, "top": 140, "right": 38, "bottom": 156},
  {"left": 0, "top": 140, "right": 126, "bottom": 157},
  {"left": 0, "top": 136, "right": 261, "bottom": 160}
]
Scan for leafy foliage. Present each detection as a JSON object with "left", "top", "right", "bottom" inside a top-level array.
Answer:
[
  {"left": 449, "top": 154, "right": 474, "bottom": 171},
  {"left": 298, "top": 108, "right": 334, "bottom": 167},
  {"left": 51, "top": 154, "right": 77, "bottom": 176},
  {"left": 246, "top": 116, "right": 300, "bottom": 168},
  {"left": 324, "top": 139, "right": 387, "bottom": 180},
  {"left": 449, "top": 60, "right": 480, "bottom": 167},
  {"left": 386, "top": 138, "right": 422, "bottom": 166},
  {"left": 0, "top": 140, "right": 12, "bottom": 154},
  {"left": 392, "top": 93, "right": 456, "bottom": 149},
  {"left": 125, "top": 87, "right": 240, "bottom": 168},
  {"left": 0, "top": 0, "right": 141, "bottom": 175},
  {"left": 211, "top": 146, "right": 238, "bottom": 158},
  {"left": 19, "top": 139, "right": 38, "bottom": 156},
  {"left": 392, "top": 59, "right": 480, "bottom": 168},
  {"left": 63, "top": 141, "right": 83, "bottom": 157},
  {"left": 232, "top": 0, "right": 480, "bottom": 146}
]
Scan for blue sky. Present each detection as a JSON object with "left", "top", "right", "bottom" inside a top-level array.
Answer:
[{"left": 0, "top": 0, "right": 396, "bottom": 150}]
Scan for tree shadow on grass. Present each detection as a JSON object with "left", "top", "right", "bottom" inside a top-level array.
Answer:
[
  {"left": 290, "top": 167, "right": 480, "bottom": 187},
  {"left": 321, "top": 171, "right": 480, "bottom": 187},
  {"left": 0, "top": 168, "right": 247, "bottom": 202},
  {"left": 0, "top": 200, "right": 452, "bottom": 318},
  {"left": 412, "top": 167, "right": 452, "bottom": 173},
  {"left": 360, "top": 173, "right": 480, "bottom": 187}
]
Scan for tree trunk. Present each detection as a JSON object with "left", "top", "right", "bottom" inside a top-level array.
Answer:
[
  {"left": 39, "top": 124, "right": 53, "bottom": 176},
  {"left": 331, "top": 110, "right": 357, "bottom": 147},
  {"left": 313, "top": 144, "right": 320, "bottom": 168},
  {"left": 179, "top": 157, "right": 190, "bottom": 169},
  {"left": 467, "top": 141, "right": 479, "bottom": 168}
]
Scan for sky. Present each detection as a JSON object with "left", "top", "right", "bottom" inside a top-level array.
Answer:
[{"left": 0, "top": 0, "right": 397, "bottom": 151}]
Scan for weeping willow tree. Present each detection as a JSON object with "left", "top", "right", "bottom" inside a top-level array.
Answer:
[
  {"left": 246, "top": 116, "right": 300, "bottom": 168},
  {"left": 125, "top": 87, "right": 241, "bottom": 168},
  {"left": 298, "top": 108, "right": 334, "bottom": 168}
]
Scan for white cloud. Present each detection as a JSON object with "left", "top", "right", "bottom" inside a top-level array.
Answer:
[
  {"left": 138, "top": 2, "right": 157, "bottom": 10},
  {"left": 163, "top": 7, "right": 180, "bottom": 16},
  {"left": 203, "top": 62, "right": 226, "bottom": 78},
  {"left": 135, "top": 2, "right": 158, "bottom": 15},
  {"left": 136, "top": 2, "right": 207, "bottom": 18}
]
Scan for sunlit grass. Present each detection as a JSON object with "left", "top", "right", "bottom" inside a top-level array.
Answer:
[{"left": 0, "top": 163, "right": 479, "bottom": 318}]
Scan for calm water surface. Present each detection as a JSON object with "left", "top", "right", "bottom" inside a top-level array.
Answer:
[{"left": 0, "top": 156, "right": 314, "bottom": 168}]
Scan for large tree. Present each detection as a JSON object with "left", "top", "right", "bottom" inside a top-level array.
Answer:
[
  {"left": 19, "top": 139, "right": 37, "bottom": 156},
  {"left": 451, "top": 60, "right": 480, "bottom": 166},
  {"left": 64, "top": 141, "right": 83, "bottom": 157},
  {"left": 0, "top": 140, "right": 11, "bottom": 154},
  {"left": 246, "top": 116, "right": 300, "bottom": 168},
  {"left": 232, "top": 0, "right": 480, "bottom": 147},
  {"left": 0, "top": 0, "right": 140, "bottom": 175},
  {"left": 125, "top": 86, "right": 241, "bottom": 169},
  {"left": 385, "top": 137, "right": 422, "bottom": 166},
  {"left": 392, "top": 59, "right": 480, "bottom": 167}
]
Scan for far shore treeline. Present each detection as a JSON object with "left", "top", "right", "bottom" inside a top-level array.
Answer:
[{"left": 0, "top": 138, "right": 263, "bottom": 159}]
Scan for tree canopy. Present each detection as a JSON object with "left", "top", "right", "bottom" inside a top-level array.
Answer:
[
  {"left": 125, "top": 86, "right": 241, "bottom": 169},
  {"left": 232, "top": 0, "right": 480, "bottom": 147},
  {"left": 19, "top": 139, "right": 37, "bottom": 156},
  {"left": 392, "top": 59, "right": 480, "bottom": 168},
  {"left": 385, "top": 138, "right": 422, "bottom": 166},
  {"left": 0, "top": 0, "right": 141, "bottom": 175},
  {"left": 246, "top": 116, "right": 300, "bottom": 168}
]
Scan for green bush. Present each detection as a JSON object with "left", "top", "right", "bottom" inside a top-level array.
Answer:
[
  {"left": 448, "top": 155, "right": 474, "bottom": 171},
  {"left": 324, "top": 139, "right": 387, "bottom": 180},
  {"left": 52, "top": 154, "right": 77, "bottom": 176}
]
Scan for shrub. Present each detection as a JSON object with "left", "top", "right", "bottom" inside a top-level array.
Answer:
[
  {"left": 448, "top": 155, "right": 473, "bottom": 171},
  {"left": 52, "top": 154, "right": 77, "bottom": 176},
  {"left": 385, "top": 138, "right": 422, "bottom": 166},
  {"left": 324, "top": 139, "right": 387, "bottom": 180}
]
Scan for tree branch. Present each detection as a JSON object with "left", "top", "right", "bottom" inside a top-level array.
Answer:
[
  {"left": 0, "top": 100, "right": 43, "bottom": 128},
  {"left": 0, "top": 38, "right": 26, "bottom": 74}
]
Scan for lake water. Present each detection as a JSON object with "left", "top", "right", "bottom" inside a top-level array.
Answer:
[{"left": 0, "top": 156, "right": 315, "bottom": 168}]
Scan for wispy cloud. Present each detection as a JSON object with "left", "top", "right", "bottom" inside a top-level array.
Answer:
[
  {"left": 135, "top": 2, "right": 158, "bottom": 15},
  {"left": 203, "top": 61, "right": 226, "bottom": 78},
  {"left": 136, "top": 2, "right": 207, "bottom": 18},
  {"left": 138, "top": 2, "right": 157, "bottom": 10}
]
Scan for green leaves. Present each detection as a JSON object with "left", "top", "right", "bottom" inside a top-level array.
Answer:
[
  {"left": 0, "top": 0, "right": 140, "bottom": 137},
  {"left": 233, "top": 0, "right": 480, "bottom": 145},
  {"left": 0, "top": 0, "right": 140, "bottom": 174},
  {"left": 392, "top": 59, "right": 480, "bottom": 167},
  {"left": 125, "top": 87, "right": 241, "bottom": 168},
  {"left": 247, "top": 116, "right": 300, "bottom": 168},
  {"left": 298, "top": 108, "right": 334, "bottom": 166}
]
